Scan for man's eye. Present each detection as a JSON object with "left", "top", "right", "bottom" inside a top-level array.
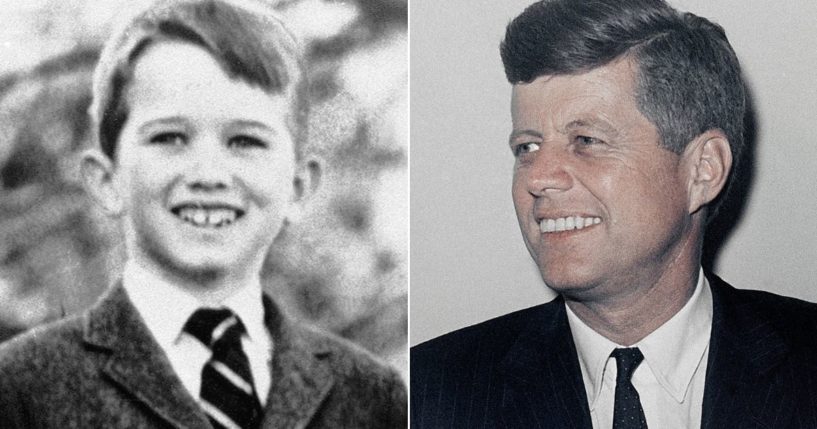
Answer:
[
  {"left": 576, "top": 135, "right": 603, "bottom": 146},
  {"left": 514, "top": 142, "right": 540, "bottom": 156},
  {"left": 228, "top": 135, "right": 268, "bottom": 149},
  {"left": 150, "top": 132, "right": 186, "bottom": 145}
]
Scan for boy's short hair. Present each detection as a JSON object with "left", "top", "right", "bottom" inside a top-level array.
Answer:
[{"left": 90, "top": 0, "right": 308, "bottom": 160}]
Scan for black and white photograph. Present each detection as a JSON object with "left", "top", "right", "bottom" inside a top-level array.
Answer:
[{"left": 0, "top": 0, "right": 406, "bottom": 427}]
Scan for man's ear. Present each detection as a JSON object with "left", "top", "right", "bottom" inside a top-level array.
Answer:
[
  {"left": 682, "top": 130, "right": 732, "bottom": 215},
  {"left": 80, "top": 149, "right": 124, "bottom": 217}
]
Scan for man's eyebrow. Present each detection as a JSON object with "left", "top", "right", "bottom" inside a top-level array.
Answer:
[
  {"left": 563, "top": 118, "right": 619, "bottom": 137},
  {"left": 509, "top": 129, "right": 543, "bottom": 145}
]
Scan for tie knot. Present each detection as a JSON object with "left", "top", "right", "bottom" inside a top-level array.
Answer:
[
  {"left": 184, "top": 307, "right": 246, "bottom": 348},
  {"left": 611, "top": 347, "right": 644, "bottom": 381}
]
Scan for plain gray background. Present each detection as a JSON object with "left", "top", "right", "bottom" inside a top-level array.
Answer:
[{"left": 410, "top": 0, "right": 817, "bottom": 345}]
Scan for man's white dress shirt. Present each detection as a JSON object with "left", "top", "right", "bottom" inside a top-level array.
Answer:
[
  {"left": 566, "top": 269, "right": 713, "bottom": 429},
  {"left": 122, "top": 260, "right": 272, "bottom": 405}
]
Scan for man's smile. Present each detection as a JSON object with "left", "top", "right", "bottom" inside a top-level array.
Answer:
[{"left": 539, "top": 215, "right": 602, "bottom": 233}]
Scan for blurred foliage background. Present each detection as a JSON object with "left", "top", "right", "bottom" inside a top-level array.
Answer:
[{"left": 0, "top": 0, "right": 407, "bottom": 376}]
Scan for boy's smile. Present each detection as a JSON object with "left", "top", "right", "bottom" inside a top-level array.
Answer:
[
  {"left": 97, "top": 40, "right": 303, "bottom": 290},
  {"left": 172, "top": 204, "right": 244, "bottom": 228}
]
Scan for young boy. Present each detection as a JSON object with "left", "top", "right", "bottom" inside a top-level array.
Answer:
[{"left": 0, "top": 0, "right": 406, "bottom": 427}]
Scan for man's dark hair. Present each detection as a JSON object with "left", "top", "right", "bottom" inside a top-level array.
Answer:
[{"left": 500, "top": 0, "right": 746, "bottom": 213}]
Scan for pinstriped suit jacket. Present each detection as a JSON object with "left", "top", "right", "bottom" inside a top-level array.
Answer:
[
  {"left": 0, "top": 284, "right": 407, "bottom": 428},
  {"left": 411, "top": 273, "right": 817, "bottom": 428}
]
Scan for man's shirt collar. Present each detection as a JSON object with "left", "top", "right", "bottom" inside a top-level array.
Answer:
[{"left": 566, "top": 268, "right": 713, "bottom": 409}]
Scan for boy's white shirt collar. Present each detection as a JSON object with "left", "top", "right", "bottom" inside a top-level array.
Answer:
[
  {"left": 122, "top": 259, "right": 272, "bottom": 404},
  {"left": 122, "top": 259, "right": 268, "bottom": 349},
  {"left": 566, "top": 268, "right": 713, "bottom": 408}
]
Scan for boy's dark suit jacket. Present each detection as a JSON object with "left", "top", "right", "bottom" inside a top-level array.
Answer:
[
  {"left": 0, "top": 284, "right": 407, "bottom": 428},
  {"left": 411, "top": 274, "right": 817, "bottom": 428}
]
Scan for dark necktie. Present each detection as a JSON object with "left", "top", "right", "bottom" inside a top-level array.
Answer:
[
  {"left": 184, "top": 308, "right": 262, "bottom": 429},
  {"left": 611, "top": 347, "right": 648, "bottom": 429}
]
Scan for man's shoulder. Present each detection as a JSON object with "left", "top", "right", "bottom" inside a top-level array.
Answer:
[
  {"left": 411, "top": 299, "right": 560, "bottom": 366},
  {"left": 711, "top": 273, "right": 817, "bottom": 344},
  {"left": 727, "top": 284, "right": 817, "bottom": 314},
  {"left": 713, "top": 274, "right": 817, "bottom": 317},
  {"left": 409, "top": 299, "right": 562, "bottom": 428}
]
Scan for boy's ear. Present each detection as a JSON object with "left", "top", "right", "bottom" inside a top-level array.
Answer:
[
  {"left": 80, "top": 150, "right": 124, "bottom": 217},
  {"left": 286, "top": 159, "right": 322, "bottom": 222},
  {"left": 292, "top": 158, "right": 322, "bottom": 202},
  {"left": 682, "top": 129, "right": 732, "bottom": 215}
]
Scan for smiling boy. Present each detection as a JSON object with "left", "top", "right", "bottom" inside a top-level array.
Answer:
[{"left": 0, "top": 0, "right": 406, "bottom": 427}]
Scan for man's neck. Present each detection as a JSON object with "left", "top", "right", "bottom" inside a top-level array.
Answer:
[
  {"left": 564, "top": 257, "right": 701, "bottom": 346},
  {"left": 562, "top": 218, "right": 705, "bottom": 345}
]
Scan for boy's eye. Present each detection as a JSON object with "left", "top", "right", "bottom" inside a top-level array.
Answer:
[
  {"left": 150, "top": 132, "right": 186, "bottom": 146},
  {"left": 228, "top": 135, "right": 268, "bottom": 149},
  {"left": 513, "top": 142, "right": 540, "bottom": 157}
]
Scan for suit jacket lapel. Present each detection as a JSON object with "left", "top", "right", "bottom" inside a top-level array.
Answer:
[
  {"left": 260, "top": 295, "right": 334, "bottom": 429},
  {"left": 83, "top": 284, "right": 212, "bottom": 429},
  {"left": 499, "top": 298, "right": 592, "bottom": 429},
  {"left": 702, "top": 274, "right": 793, "bottom": 429}
]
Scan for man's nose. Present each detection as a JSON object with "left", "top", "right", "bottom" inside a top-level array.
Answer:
[
  {"left": 524, "top": 145, "right": 574, "bottom": 196},
  {"left": 185, "top": 137, "right": 231, "bottom": 191}
]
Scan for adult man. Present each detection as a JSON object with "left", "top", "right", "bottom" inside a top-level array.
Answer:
[
  {"left": 411, "top": 0, "right": 817, "bottom": 428},
  {"left": 0, "top": 0, "right": 406, "bottom": 427}
]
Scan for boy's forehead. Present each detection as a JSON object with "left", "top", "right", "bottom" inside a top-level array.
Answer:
[
  {"left": 123, "top": 41, "right": 294, "bottom": 133},
  {"left": 129, "top": 40, "right": 275, "bottom": 96}
]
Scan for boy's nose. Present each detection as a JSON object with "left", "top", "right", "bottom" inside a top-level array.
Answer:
[{"left": 185, "top": 139, "right": 231, "bottom": 190}]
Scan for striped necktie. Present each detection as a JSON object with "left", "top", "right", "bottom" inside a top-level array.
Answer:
[
  {"left": 184, "top": 308, "right": 262, "bottom": 429},
  {"left": 611, "top": 347, "right": 648, "bottom": 429}
]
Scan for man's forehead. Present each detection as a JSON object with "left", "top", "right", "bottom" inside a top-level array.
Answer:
[
  {"left": 509, "top": 64, "right": 657, "bottom": 145},
  {"left": 512, "top": 60, "right": 638, "bottom": 112},
  {"left": 511, "top": 56, "right": 638, "bottom": 96}
]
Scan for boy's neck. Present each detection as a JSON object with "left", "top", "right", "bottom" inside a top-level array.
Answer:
[{"left": 124, "top": 258, "right": 262, "bottom": 306}]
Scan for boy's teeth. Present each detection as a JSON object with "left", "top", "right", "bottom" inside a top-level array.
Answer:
[
  {"left": 178, "top": 207, "right": 238, "bottom": 228},
  {"left": 539, "top": 216, "right": 601, "bottom": 233},
  {"left": 208, "top": 209, "right": 237, "bottom": 226},
  {"left": 193, "top": 211, "right": 207, "bottom": 225},
  {"left": 208, "top": 210, "right": 223, "bottom": 225}
]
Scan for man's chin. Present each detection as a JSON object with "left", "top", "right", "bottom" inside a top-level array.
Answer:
[{"left": 540, "top": 271, "right": 601, "bottom": 298}]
